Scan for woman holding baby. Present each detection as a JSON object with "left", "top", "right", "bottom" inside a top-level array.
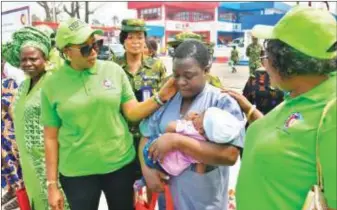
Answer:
[{"left": 138, "top": 40, "right": 245, "bottom": 210}]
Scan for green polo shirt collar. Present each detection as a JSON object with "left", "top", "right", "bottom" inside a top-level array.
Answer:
[
  {"left": 285, "top": 73, "right": 336, "bottom": 103},
  {"left": 63, "top": 61, "right": 98, "bottom": 75}
]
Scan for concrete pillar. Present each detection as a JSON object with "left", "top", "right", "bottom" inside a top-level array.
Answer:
[{"left": 162, "top": 5, "right": 166, "bottom": 51}]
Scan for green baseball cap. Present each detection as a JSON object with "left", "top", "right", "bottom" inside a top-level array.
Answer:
[
  {"left": 55, "top": 18, "right": 103, "bottom": 50},
  {"left": 121, "top": 19, "right": 147, "bottom": 32},
  {"left": 252, "top": 6, "right": 337, "bottom": 59}
]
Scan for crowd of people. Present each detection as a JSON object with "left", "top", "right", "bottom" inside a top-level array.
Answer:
[{"left": 1, "top": 5, "right": 336, "bottom": 210}]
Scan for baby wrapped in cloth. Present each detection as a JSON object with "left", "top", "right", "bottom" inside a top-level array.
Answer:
[{"left": 140, "top": 107, "right": 243, "bottom": 177}]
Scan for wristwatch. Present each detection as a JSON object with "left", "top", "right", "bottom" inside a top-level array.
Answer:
[
  {"left": 46, "top": 180, "right": 58, "bottom": 188},
  {"left": 153, "top": 93, "right": 165, "bottom": 106}
]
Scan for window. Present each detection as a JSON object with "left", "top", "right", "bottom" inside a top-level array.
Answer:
[
  {"left": 139, "top": 7, "right": 161, "bottom": 20},
  {"left": 218, "top": 11, "right": 237, "bottom": 22},
  {"left": 169, "top": 11, "right": 212, "bottom": 22}
]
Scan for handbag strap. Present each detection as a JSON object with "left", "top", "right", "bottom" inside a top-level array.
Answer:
[
  {"left": 149, "top": 184, "right": 174, "bottom": 210},
  {"left": 316, "top": 98, "right": 336, "bottom": 190}
]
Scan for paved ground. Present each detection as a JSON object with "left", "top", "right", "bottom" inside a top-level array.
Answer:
[{"left": 161, "top": 56, "right": 250, "bottom": 92}]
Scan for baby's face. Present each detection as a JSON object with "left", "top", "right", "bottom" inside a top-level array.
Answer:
[{"left": 185, "top": 112, "right": 205, "bottom": 135}]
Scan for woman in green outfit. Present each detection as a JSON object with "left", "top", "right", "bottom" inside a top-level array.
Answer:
[
  {"left": 41, "top": 18, "right": 176, "bottom": 210},
  {"left": 224, "top": 6, "right": 337, "bottom": 210},
  {"left": 2, "top": 27, "right": 69, "bottom": 210}
]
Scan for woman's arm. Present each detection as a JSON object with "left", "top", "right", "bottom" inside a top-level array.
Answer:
[
  {"left": 122, "top": 96, "right": 161, "bottom": 122},
  {"left": 222, "top": 88, "right": 264, "bottom": 124},
  {"left": 319, "top": 100, "right": 337, "bottom": 209},
  {"left": 138, "top": 137, "right": 167, "bottom": 192},
  {"left": 44, "top": 127, "right": 60, "bottom": 188},
  {"left": 122, "top": 78, "right": 177, "bottom": 122},
  {"left": 149, "top": 133, "right": 240, "bottom": 166},
  {"left": 44, "top": 127, "right": 65, "bottom": 209}
]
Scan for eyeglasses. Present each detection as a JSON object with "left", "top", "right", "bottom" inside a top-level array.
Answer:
[{"left": 70, "top": 39, "right": 103, "bottom": 57}]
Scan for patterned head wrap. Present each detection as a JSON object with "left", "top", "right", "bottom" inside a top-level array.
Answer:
[{"left": 1, "top": 26, "right": 51, "bottom": 68}]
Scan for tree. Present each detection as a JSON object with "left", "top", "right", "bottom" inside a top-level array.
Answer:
[
  {"left": 63, "top": 2, "right": 81, "bottom": 19},
  {"left": 92, "top": 19, "right": 101, "bottom": 26},
  {"left": 84, "top": 2, "right": 104, "bottom": 23},
  {"left": 32, "top": 14, "right": 41, "bottom": 22},
  {"left": 37, "top": 2, "right": 62, "bottom": 22},
  {"left": 85, "top": 2, "right": 94, "bottom": 23},
  {"left": 111, "top": 15, "right": 120, "bottom": 26}
]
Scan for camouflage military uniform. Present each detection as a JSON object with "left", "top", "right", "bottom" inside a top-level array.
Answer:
[
  {"left": 246, "top": 43, "right": 263, "bottom": 75},
  {"left": 231, "top": 48, "right": 239, "bottom": 64},
  {"left": 116, "top": 18, "right": 168, "bottom": 178},
  {"left": 113, "top": 55, "right": 166, "bottom": 138}
]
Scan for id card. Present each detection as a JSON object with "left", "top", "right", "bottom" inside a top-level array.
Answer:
[{"left": 142, "top": 89, "right": 151, "bottom": 100}]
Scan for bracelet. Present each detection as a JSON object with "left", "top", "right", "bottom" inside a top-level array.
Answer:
[
  {"left": 247, "top": 105, "right": 256, "bottom": 121},
  {"left": 46, "top": 180, "right": 58, "bottom": 188},
  {"left": 153, "top": 93, "right": 164, "bottom": 106}
]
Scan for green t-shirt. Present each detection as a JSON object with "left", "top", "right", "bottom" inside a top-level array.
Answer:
[
  {"left": 41, "top": 60, "right": 136, "bottom": 176},
  {"left": 236, "top": 74, "right": 337, "bottom": 209}
]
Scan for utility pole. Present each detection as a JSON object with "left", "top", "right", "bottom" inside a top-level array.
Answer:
[{"left": 53, "top": 1, "right": 57, "bottom": 22}]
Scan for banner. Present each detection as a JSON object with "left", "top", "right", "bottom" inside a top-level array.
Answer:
[{"left": 1, "top": 6, "right": 30, "bottom": 43}]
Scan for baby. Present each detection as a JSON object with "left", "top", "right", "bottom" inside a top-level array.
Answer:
[{"left": 142, "top": 107, "right": 243, "bottom": 176}]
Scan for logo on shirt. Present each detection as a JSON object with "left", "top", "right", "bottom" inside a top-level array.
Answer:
[
  {"left": 284, "top": 112, "right": 303, "bottom": 129},
  {"left": 102, "top": 79, "right": 114, "bottom": 89}
]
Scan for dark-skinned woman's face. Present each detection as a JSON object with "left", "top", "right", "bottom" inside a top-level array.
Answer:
[
  {"left": 173, "top": 57, "right": 207, "bottom": 99},
  {"left": 124, "top": 31, "right": 145, "bottom": 55},
  {"left": 20, "top": 47, "right": 46, "bottom": 79}
]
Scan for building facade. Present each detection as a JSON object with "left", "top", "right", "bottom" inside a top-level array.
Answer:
[{"left": 128, "top": 1, "right": 291, "bottom": 56}]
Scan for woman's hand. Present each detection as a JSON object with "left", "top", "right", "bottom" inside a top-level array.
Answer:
[
  {"left": 158, "top": 78, "right": 177, "bottom": 102},
  {"left": 142, "top": 165, "right": 168, "bottom": 193},
  {"left": 148, "top": 133, "right": 178, "bottom": 163},
  {"left": 48, "top": 186, "right": 64, "bottom": 210},
  {"left": 221, "top": 88, "right": 253, "bottom": 114}
]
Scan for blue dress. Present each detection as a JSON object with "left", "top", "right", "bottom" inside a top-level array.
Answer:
[{"left": 140, "top": 84, "right": 245, "bottom": 210}]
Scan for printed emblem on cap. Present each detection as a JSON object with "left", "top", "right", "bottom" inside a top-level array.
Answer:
[{"left": 68, "top": 20, "right": 85, "bottom": 31}]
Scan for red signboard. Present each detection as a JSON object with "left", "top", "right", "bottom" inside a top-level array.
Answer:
[{"left": 128, "top": 2, "right": 219, "bottom": 10}]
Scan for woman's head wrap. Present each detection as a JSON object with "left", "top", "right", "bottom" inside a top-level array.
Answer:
[{"left": 1, "top": 26, "right": 51, "bottom": 68}]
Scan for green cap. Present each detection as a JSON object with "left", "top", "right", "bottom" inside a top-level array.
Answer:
[
  {"left": 252, "top": 6, "right": 337, "bottom": 59},
  {"left": 121, "top": 19, "right": 146, "bottom": 32},
  {"left": 55, "top": 18, "right": 103, "bottom": 50}
]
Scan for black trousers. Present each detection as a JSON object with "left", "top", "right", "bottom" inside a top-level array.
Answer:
[
  {"left": 60, "top": 161, "right": 136, "bottom": 210},
  {"left": 133, "top": 136, "right": 142, "bottom": 180}
]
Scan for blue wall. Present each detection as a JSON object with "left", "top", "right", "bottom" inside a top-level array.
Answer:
[
  {"left": 219, "top": 2, "right": 291, "bottom": 12},
  {"left": 146, "top": 25, "right": 164, "bottom": 37},
  {"left": 241, "top": 14, "right": 284, "bottom": 30}
]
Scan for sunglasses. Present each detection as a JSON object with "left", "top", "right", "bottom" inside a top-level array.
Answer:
[{"left": 70, "top": 39, "right": 103, "bottom": 57}]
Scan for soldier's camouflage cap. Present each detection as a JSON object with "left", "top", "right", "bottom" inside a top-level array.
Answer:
[
  {"left": 167, "top": 31, "right": 215, "bottom": 55},
  {"left": 121, "top": 19, "right": 147, "bottom": 32}
]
